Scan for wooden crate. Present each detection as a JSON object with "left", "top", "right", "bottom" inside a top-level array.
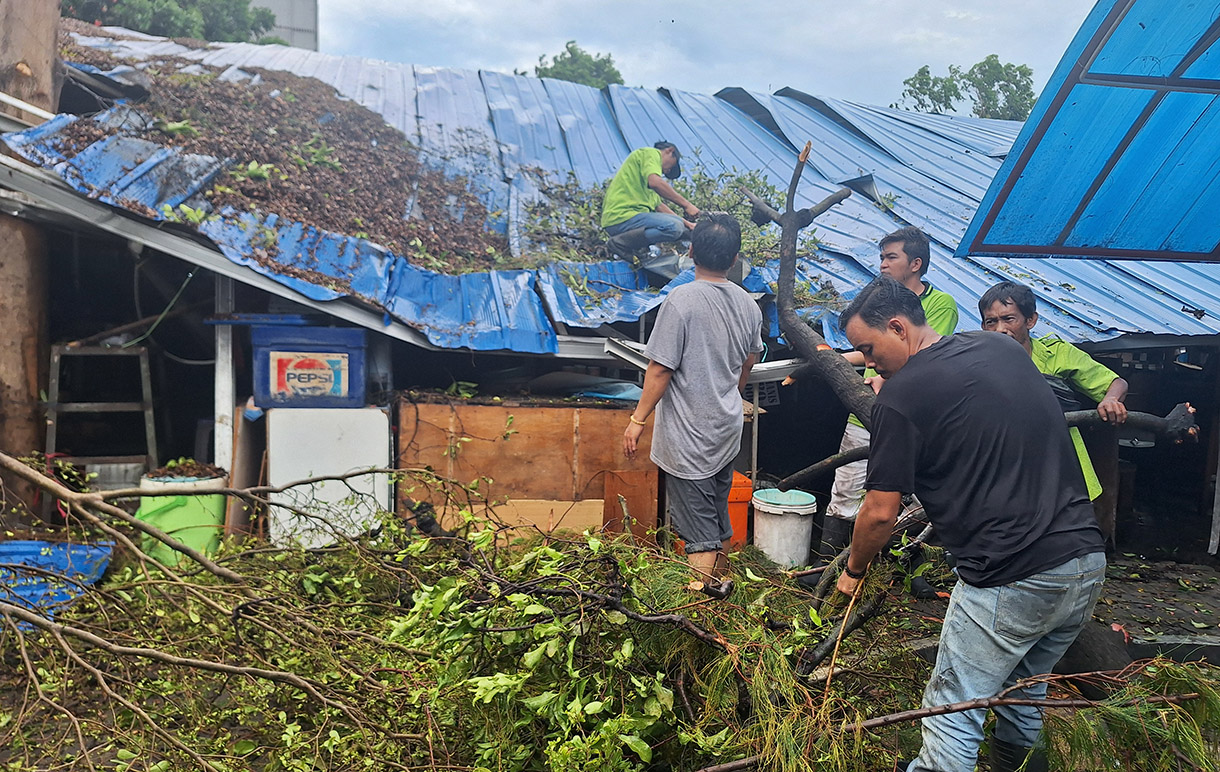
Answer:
[{"left": 397, "top": 400, "right": 658, "bottom": 524}]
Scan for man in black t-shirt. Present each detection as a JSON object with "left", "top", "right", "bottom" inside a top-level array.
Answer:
[{"left": 835, "top": 277, "right": 1106, "bottom": 772}]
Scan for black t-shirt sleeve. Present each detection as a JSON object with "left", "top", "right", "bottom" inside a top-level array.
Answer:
[{"left": 864, "top": 402, "right": 920, "bottom": 494}]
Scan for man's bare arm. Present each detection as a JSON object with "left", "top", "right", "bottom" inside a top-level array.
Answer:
[
  {"left": 836, "top": 489, "right": 902, "bottom": 596},
  {"left": 647, "top": 174, "right": 699, "bottom": 219},
  {"left": 1097, "top": 377, "right": 1128, "bottom": 424},
  {"left": 738, "top": 352, "right": 759, "bottom": 396},
  {"left": 623, "top": 361, "right": 674, "bottom": 459}
]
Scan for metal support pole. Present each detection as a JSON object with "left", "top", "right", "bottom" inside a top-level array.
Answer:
[
  {"left": 751, "top": 386, "right": 760, "bottom": 485},
  {"left": 1210, "top": 449, "right": 1220, "bottom": 555},
  {"left": 214, "top": 276, "right": 235, "bottom": 475}
]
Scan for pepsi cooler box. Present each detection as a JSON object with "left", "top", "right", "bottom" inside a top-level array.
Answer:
[{"left": 252, "top": 326, "right": 367, "bottom": 408}]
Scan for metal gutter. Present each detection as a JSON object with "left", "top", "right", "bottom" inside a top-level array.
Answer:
[
  {"left": 0, "top": 154, "right": 614, "bottom": 362},
  {"left": 603, "top": 338, "right": 804, "bottom": 384}
]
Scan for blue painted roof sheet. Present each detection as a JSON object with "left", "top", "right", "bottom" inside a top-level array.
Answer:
[
  {"left": 960, "top": 0, "right": 1220, "bottom": 271},
  {"left": 10, "top": 26, "right": 1217, "bottom": 354}
]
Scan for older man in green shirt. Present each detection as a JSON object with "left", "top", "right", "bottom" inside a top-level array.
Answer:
[
  {"left": 817, "top": 227, "right": 959, "bottom": 560},
  {"left": 979, "top": 281, "right": 1129, "bottom": 501},
  {"left": 601, "top": 141, "right": 700, "bottom": 256}
]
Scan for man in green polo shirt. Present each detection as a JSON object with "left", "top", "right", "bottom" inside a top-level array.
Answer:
[
  {"left": 601, "top": 141, "right": 700, "bottom": 256},
  {"left": 979, "top": 281, "right": 1129, "bottom": 502},
  {"left": 819, "top": 227, "right": 959, "bottom": 560}
]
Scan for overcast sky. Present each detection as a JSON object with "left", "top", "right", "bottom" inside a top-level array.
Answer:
[{"left": 317, "top": 0, "right": 1099, "bottom": 109}]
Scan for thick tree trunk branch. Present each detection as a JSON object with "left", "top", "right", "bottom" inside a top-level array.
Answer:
[
  {"left": 778, "top": 445, "right": 869, "bottom": 491},
  {"left": 781, "top": 404, "right": 1198, "bottom": 492},
  {"left": 742, "top": 144, "right": 871, "bottom": 427},
  {"left": 1066, "top": 401, "right": 1198, "bottom": 444}
]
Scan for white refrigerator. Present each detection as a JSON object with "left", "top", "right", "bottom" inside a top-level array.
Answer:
[{"left": 266, "top": 407, "right": 392, "bottom": 548}]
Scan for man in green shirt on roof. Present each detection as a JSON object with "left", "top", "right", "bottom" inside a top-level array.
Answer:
[
  {"left": 601, "top": 141, "right": 700, "bottom": 256},
  {"left": 818, "top": 227, "right": 959, "bottom": 561},
  {"left": 979, "top": 281, "right": 1129, "bottom": 503}
]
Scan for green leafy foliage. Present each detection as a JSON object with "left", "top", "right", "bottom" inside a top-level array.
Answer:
[
  {"left": 896, "top": 64, "right": 963, "bottom": 114},
  {"left": 672, "top": 160, "right": 824, "bottom": 263},
  {"left": 230, "top": 160, "right": 278, "bottom": 182},
  {"left": 62, "top": 0, "right": 277, "bottom": 43},
  {"left": 958, "top": 55, "right": 1035, "bottom": 121},
  {"left": 527, "top": 40, "right": 624, "bottom": 89},
  {"left": 289, "top": 133, "right": 343, "bottom": 171},
  {"left": 156, "top": 118, "right": 200, "bottom": 138},
  {"left": 521, "top": 157, "right": 822, "bottom": 270},
  {"left": 895, "top": 55, "right": 1035, "bottom": 121},
  {"left": 159, "top": 203, "right": 215, "bottom": 225},
  {"left": 0, "top": 471, "right": 936, "bottom": 772}
]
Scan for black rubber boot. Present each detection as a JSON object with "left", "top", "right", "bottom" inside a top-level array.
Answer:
[
  {"left": 989, "top": 738, "right": 1048, "bottom": 772},
  {"left": 817, "top": 516, "right": 853, "bottom": 562},
  {"left": 606, "top": 227, "right": 650, "bottom": 256}
]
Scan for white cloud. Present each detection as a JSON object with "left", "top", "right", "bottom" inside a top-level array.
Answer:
[{"left": 317, "top": 0, "right": 1097, "bottom": 107}]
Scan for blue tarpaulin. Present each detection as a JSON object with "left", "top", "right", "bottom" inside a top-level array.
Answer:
[{"left": 3, "top": 26, "right": 1217, "bottom": 355}]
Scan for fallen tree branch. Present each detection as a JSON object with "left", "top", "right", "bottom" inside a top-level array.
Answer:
[
  {"left": 778, "top": 445, "right": 868, "bottom": 491},
  {"left": 741, "top": 143, "right": 871, "bottom": 428},
  {"left": 1066, "top": 401, "right": 1198, "bottom": 443},
  {"left": 780, "top": 404, "right": 1198, "bottom": 491},
  {"left": 846, "top": 691, "right": 1201, "bottom": 733},
  {"left": 0, "top": 600, "right": 357, "bottom": 717},
  {"left": 693, "top": 690, "right": 1203, "bottom": 772},
  {"left": 0, "top": 451, "right": 248, "bottom": 587}
]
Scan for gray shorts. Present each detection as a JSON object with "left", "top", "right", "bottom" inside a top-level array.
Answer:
[{"left": 664, "top": 462, "right": 734, "bottom": 554}]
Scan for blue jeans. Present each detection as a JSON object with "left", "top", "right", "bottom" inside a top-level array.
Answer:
[
  {"left": 909, "top": 551, "right": 1106, "bottom": 772},
  {"left": 605, "top": 211, "right": 686, "bottom": 245}
]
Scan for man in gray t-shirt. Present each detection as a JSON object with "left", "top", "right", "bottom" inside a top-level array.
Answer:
[{"left": 623, "top": 213, "right": 763, "bottom": 596}]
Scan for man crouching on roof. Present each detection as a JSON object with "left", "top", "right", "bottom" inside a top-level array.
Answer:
[{"left": 622, "top": 213, "right": 763, "bottom": 599}]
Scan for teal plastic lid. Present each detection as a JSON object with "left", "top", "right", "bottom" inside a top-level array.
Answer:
[{"left": 751, "top": 487, "right": 818, "bottom": 516}]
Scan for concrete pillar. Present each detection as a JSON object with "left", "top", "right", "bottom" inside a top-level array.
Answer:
[
  {"left": 0, "top": 0, "right": 61, "bottom": 124},
  {"left": 0, "top": 214, "right": 48, "bottom": 520}
]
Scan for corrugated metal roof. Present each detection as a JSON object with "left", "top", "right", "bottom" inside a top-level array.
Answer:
[
  {"left": 536, "top": 261, "right": 662, "bottom": 327},
  {"left": 13, "top": 26, "right": 1220, "bottom": 354},
  {"left": 960, "top": 0, "right": 1220, "bottom": 267},
  {"left": 2, "top": 106, "right": 560, "bottom": 354}
]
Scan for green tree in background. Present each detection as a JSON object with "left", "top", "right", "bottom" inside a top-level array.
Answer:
[
  {"left": 62, "top": 0, "right": 278, "bottom": 44},
  {"left": 896, "top": 64, "right": 963, "bottom": 115},
  {"left": 895, "top": 54, "right": 1035, "bottom": 121},
  {"left": 529, "top": 40, "right": 624, "bottom": 89},
  {"left": 959, "top": 54, "right": 1035, "bottom": 121}
]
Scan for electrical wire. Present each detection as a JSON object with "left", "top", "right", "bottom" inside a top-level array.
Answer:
[
  {"left": 124, "top": 267, "right": 196, "bottom": 347},
  {"left": 129, "top": 261, "right": 215, "bottom": 364}
]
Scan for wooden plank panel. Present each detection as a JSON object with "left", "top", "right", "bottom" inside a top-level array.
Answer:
[
  {"left": 494, "top": 499, "right": 606, "bottom": 533},
  {"left": 575, "top": 407, "right": 655, "bottom": 499},
  {"left": 398, "top": 400, "right": 658, "bottom": 509},
  {"left": 397, "top": 402, "right": 455, "bottom": 506},
  {"left": 602, "top": 468, "right": 659, "bottom": 543},
  {"left": 449, "top": 405, "right": 576, "bottom": 500}
]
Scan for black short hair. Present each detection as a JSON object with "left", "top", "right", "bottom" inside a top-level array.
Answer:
[
  {"left": 654, "top": 140, "right": 679, "bottom": 158},
  {"left": 977, "top": 281, "right": 1037, "bottom": 320},
  {"left": 840, "top": 275, "right": 927, "bottom": 332},
  {"left": 879, "top": 226, "right": 931, "bottom": 276},
  {"left": 690, "top": 212, "right": 740, "bottom": 271}
]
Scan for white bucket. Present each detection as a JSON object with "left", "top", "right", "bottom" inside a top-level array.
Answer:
[{"left": 751, "top": 488, "right": 818, "bottom": 568}]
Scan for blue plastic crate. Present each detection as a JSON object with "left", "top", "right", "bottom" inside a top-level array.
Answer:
[
  {"left": 0, "top": 540, "right": 113, "bottom": 623},
  {"left": 252, "top": 326, "right": 367, "bottom": 408}
]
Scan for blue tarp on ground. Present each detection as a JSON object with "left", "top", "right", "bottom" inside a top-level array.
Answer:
[{"left": 6, "top": 27, "right": 1218, "bottom": 354}]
